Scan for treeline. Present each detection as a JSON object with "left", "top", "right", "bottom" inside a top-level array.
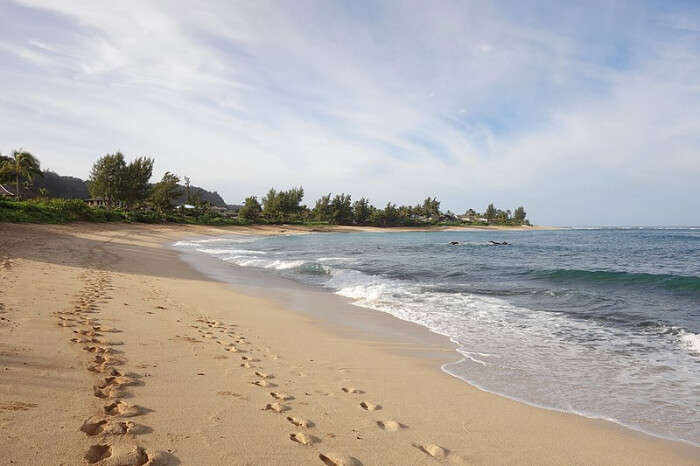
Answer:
[
  {"left": 239, "top": 187, "right": 528, "bottom": 227},
  {"left": 0, "top": 149, "right": 529, "bottom": 226}
]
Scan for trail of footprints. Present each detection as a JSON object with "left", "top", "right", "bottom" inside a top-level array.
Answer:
[
  {"left": 190, "top": 317, "right": 463, "bottom": 465},
  {"left": 55, "top": 265, "right": 171, "bottom": 465}
]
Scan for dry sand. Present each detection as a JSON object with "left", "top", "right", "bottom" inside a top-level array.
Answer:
[{"left": 0, "top": 222, "right": 697, "bottom": 465}]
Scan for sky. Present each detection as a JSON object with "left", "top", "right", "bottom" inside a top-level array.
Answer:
[{"left": 0, "top": 0, "right": 698, "bottom": 226}]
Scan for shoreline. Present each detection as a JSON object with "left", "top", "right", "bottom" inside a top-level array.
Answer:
[
  {"left": 1, "top": 222, "right": 697, "bottom": 465},
  {"left": 175, "top": 232, "right": 700, "bottom": 449}
]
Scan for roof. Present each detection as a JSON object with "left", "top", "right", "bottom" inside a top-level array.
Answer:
[{"left": 0, "top": 184, "right": 15, "bottom": 196}]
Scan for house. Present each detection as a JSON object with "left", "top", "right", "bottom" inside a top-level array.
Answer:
[
  {"left": 0, "top": 184, "right": 15, "bottom": 197},
  {"left": 85, "top": 198, "right": 108, "bottom": 208}
]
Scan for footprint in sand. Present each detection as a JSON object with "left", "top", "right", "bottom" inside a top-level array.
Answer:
[
  {"left": 93, "top": 375, "right": 139, "bottom": 398},
  {"left": 263, "top": 402, "right": 289, "bottom": 413},
  {"left": 241, "top": 356, "right": 258, "bottom": 362},
  {"left": 252, "top": 380, "right": 276, "bottom": 388},
  {"left": 84, "top": 444, "right": 156, "bottom": 465},
  {"left": 94, "top": 384, "right": 125, "bottom": 399},
  {"left": 92, "top": 325, "right": 121, "bottom": 333},
  {"left": 83, "top": 344, "right": 116, "bottom": 355},
  {"left": 318, "top": 453, "right": 363, "bottom": 466},
  {"left": 224, "top": 346, "right": 240, "bottom": 353},
  {"left": 376, "top": 420, "right": 406, "bottom": 432},
  {"left": 270, "top": 392, "right": 294, "bottom": 401},
  {"left": 287, "top": 416, "right": 314, "bottom": 428},
  {"left": 84, "top": 444, "right": 112, "bottom": 464},
  {"left": 88, "top": 355, "right": 125, "bottom": 373},
  {"left": 80, "top": 418, "right": 137, "bottom": 436},
  {"left": 104, "top": 401, "right": 141, "bottom": 417},
  {"left": 359, "top": 401, "right": 381, "bottom": 411},
  {"left": 74, "top": 329, "right": 101, "bottom": 337},
  {"left": 341, "top": 387, "right": 364, "bottom": 394},
  {"left": 240, "top": 362, "right": 252, "bottom": 368},
  {"left": 412, "top": 443, "right": 463, "bottom": 463},
  {"left": 70, "top": 337, "right": 101, "bottom": 344},
  {"left": 254, "top": 371, "right": 273, "bottom": 379},
  {"left": 290, "top": 432, "right": 319, "bottom": 445}
]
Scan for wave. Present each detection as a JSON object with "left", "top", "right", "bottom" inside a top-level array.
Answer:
[
  {"left": 533, "top": 269, "right": 700, "bottom": 292},
  {"left": 197, "top": 248, "right": 267, "bottom": 255},
  {"left": 680, "top": 331, "right": 700, "bottom": 354},
  {"left": 173, "top": 236, "right": 257, "bottom": 247},
  {"left": 220, "top": 255, "right": 330, "bottom": 275}
]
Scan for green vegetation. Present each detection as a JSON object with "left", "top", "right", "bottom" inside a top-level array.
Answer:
[
  {"left": 0, "top": 198, "right": 121, "bottom": 223},
  {"left": 0, "top": 149, "right": 531, "bottom": 227},
  {"left": 239, "top": 196, "right": 262, "bottom": 221},
  {"left": 236, "top": 189, "right": 529, "bottom": 227},
  {"left": 0, "top": 150, "right": 42, "bottom": 200},
  {"left": 262, "top": 187, "right": 305, "bottom": 223},
  {"left": 88, "top": 153, "right": 154, "bottom": 208}
]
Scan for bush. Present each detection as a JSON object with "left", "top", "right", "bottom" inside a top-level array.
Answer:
[{"left": 0, "top": 198, "right": 126, "bottom": 223}]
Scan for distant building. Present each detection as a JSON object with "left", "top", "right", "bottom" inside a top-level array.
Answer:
[
  {"left": 85, "top": 198, "right": 108, "bottom": 208},
  {"left": 85, "top": 198, "right": 123, "bottom": 208}
]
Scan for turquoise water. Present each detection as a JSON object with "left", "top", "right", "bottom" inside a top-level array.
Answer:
[{"left": 175, "top": 228, "right": 700, "bottom": 444}]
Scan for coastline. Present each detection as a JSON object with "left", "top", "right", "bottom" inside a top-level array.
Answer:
[{"left": 0, "top": 222, "right": 696, "bottom": 465}]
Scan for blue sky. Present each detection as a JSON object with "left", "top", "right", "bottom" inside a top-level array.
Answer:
[{"left": 1, "top": 0, "right": 698, "bottom": 226}]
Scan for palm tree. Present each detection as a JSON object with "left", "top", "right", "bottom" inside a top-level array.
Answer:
[{"left": 0, "top": 150, "right": 42, "bottom": 200}]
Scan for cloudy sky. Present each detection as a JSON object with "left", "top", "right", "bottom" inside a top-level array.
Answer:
[{"left": 1, "top": 0, "right": 698, "bottom": 226}]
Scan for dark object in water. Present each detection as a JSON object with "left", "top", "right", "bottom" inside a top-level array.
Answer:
[
  {"left": 489, "top": 241, "right": 510, "bottom": 245},
  {"left": 449, "top": 241, "right": 459, "bottom": 245}
]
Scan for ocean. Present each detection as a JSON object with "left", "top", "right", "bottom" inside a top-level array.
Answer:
[{"left": 174, "top": 228, "right": 700, "bottom": 445}]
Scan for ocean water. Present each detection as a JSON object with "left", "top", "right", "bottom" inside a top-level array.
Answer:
[{"left": 174, "top": 228, "right": 700, "bottom": 445}]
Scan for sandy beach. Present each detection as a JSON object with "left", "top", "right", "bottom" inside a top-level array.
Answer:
[{"left": 0, "top": 222, "right": 697, "bottom": 465}]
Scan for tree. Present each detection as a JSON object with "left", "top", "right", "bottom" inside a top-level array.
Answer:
[
  {"left": 352, "top": 197, "right": 372, "bottom": 224},
  {"left": 329, "top": 193, "right": 352, "bottom": 224},
  {"left": 262, "top": 186, "right": 305, "bottom": 223},
  {"left": 151, "top": 172, "right": 180, "bottom": 216},
  {"left": 485, "top": 203, "right": 497, "bottom": 222},
  {"left": 239, "top": 196, "right": 262, "bottom": 221},
  {"left": 123, "top": 157, "right": 154, "bottom": 208},
  {"left": 184, "top": 177, "right": 192, "bottom": 204},
  {"left": 421, "top": 197, "right": 441, "bottom": 222},
  {"left": 382, "top": 202, "right": 399, "bottom": 226},
  {"left": 513, "top": 206, "right": 527, "bottom": 223},
  {"left": 88, "top": 153, "right": 127, "bottom": 208},
  {"left": 0, "top": 150, "right": 42, "bottom": 200},
  {"left": 312, "top": 194, "right": 332, "bottom": 222},
  {"left": 88, "top": 153, "right": 154, "bottom": 209}
]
